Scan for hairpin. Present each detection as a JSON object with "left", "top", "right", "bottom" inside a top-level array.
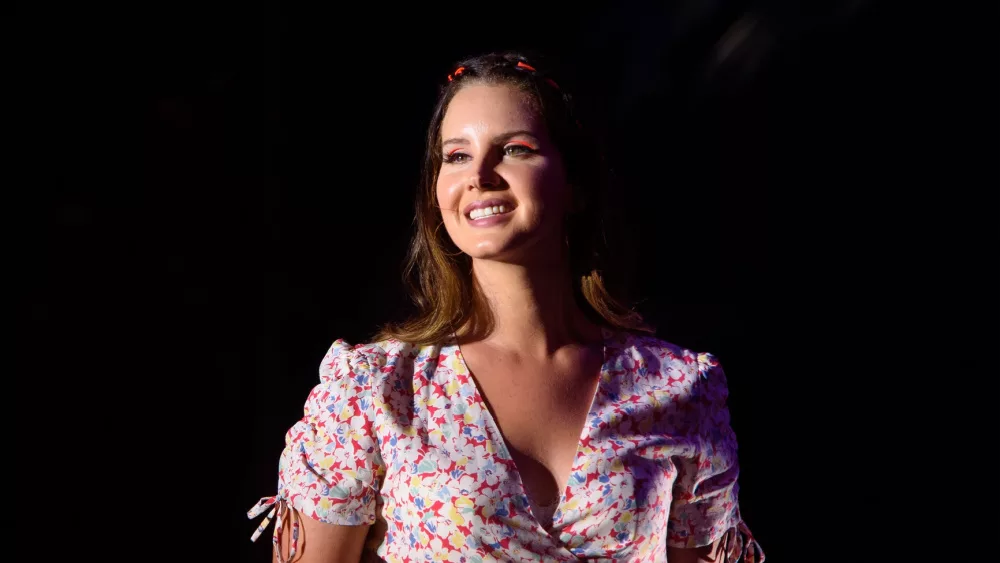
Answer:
[
  {"left": 516, "top": 61, "right": 560, "bottom": 90},
  {"left": 446, "top": 61, "right": 561, "bottom": 90}
]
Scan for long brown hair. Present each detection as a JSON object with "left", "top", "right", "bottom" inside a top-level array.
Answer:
[{"left": 375, "top": 51, "right": 653, "bottom": 345}]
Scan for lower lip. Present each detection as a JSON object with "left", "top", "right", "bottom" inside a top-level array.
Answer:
[{"left": 466, "top": 210, "right": 514, "bottom": 227}]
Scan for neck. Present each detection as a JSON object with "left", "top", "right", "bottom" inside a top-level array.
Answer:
[{"left": 465, "top": 255, "right": 602, "bottom": 358}]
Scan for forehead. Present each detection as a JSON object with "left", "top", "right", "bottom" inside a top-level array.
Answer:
[{"left": 440, "top": 83, "right": 543, "bottom": 139}]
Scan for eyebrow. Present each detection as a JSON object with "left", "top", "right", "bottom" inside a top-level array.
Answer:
[{"left": 441, "top": 129, "right": 539, "bottom": 147}]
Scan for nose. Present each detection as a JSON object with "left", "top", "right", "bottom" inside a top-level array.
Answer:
[{"left": 467, "top": 157, "right": 503, "bottom": 192}]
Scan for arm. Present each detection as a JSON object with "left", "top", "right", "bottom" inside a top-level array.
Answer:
[
  {"left": 257, "top": 341, "right": 386, "bottom": 563},
  {"left": 667, "top": 539, "right": 721, "bottom": 563},
  {"left": 666, "top": 353, "right": 764, "bottom": 562},
  {"left": 273, "top": 507, "right": 370, "bottom": 563}
]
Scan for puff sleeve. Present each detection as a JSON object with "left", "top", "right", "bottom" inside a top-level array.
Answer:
[
  {"left": 248, "top": 340, "right": 386, "bottom": 562},
  {"left": 666, "top": 353, "right": 764, "bottom": 562}
]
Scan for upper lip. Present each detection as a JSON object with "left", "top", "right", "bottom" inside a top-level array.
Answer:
[{"left": 462, "top": 198, "right": 516, "bottom": 217}]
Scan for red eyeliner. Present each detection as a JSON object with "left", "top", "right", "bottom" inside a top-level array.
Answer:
[{"left": 508, "top": 140, "right": 537, "bottom": 149}]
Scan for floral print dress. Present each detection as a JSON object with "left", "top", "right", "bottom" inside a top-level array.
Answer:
[{"left": 248, "top": 329, "right": 764, "bottom": 562}]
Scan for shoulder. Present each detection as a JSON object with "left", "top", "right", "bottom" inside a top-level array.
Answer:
[
  {"left": 614, "top": 332, "right": 721, "bottom": 379},
  {"left": 612, "top": 332, "right": 730, "bottom": 401},
  {"left": 319, "top": 337, "right": 444, "bottom": 386},
  {"left": 616, "top": 333, "right": 735, "bottom": 438}
]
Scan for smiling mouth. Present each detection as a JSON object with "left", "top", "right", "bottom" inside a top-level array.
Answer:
[{"left": 466, "top": 204, "right": 514, "bottom": 220}]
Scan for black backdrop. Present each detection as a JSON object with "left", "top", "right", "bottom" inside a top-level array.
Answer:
[{"left": 27, "top": 1, "right": 997, "bottom": 561}]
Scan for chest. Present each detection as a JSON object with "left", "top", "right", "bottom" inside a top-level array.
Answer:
[
  {"left": 472, "top": 363, "right": 597, "bottom": 462},
  {"left": 463, "top": 344, "right": 601, "bottom": 459},
  {"left": 373, "top": 344, "right": 687, "bottom": 560}
]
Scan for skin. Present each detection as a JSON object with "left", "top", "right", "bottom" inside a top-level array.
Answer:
[
  {"left": 273, "top": 83, "right": 718, "bottom": 562},
  {"left": 436, "top": 83, "right": 606, "bottom": 527},
  {"left": 436, "top": 83, "right": 570, "bottom": 267}
]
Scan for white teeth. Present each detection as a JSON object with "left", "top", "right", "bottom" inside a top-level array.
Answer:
[{"left": 469, "top": 204, "right": 511, "bottom": 220}]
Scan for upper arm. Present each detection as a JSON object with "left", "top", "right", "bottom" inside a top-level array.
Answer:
[
  {"left": 273, "top": 508, "right": 370, "bottom": 563},
  {"left": 665, "top": 353, "right": 765, "bottom": 562},
  {"left": 667, "top": 540, "right": 720, "bottom": 563},
  {"left": 256, "top": 341, "right": 387, "bottom": 561},
  {"left": 667, "top": 353, "right": 741, "bottom": 549},
  {"left": 279, "top": 341, "right": 385, "bottom": 525}
]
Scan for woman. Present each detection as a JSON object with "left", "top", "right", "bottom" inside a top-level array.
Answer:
[{"left": 248, "top": 52, "right": 764, "bottom": 563}]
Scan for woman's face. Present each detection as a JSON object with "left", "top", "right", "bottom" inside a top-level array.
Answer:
[{"left": 436, "top": 83, "right": 570, "bottom": 263}]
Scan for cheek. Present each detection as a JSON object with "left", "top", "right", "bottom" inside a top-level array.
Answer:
[
  {"left": 436, "top": 168, "right": 466, "bottom": 206},
  {"left": 518, "top": 163, "right": 569, "bottom": 210}
]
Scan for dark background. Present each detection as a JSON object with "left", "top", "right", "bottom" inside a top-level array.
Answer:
[{"left": 26, "top": 1, "right": 996, "bottom": 561}]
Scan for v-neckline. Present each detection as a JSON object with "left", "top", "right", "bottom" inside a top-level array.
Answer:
[{"left": 450, "top": 327, "right": 616, "bottom": 535}]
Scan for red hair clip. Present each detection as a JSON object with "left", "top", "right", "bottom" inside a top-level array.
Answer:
[
  {"left": 516, "top": 61, "right": 559, "bottom": 90},
  {"left": 447, "top": 66, "right": 465, "bottom": 82}
]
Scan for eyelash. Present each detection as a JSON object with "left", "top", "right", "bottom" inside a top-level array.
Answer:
[{"left": 442, "top": 144, "right": 538, "bottom": 164}]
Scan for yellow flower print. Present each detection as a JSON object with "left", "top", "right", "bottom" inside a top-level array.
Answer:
[
  {"left": 447, "top": 503, "right": 466, "bottom": 526},
  {"left": 339, "top": 404, "right": 353, "bottom": 421}
]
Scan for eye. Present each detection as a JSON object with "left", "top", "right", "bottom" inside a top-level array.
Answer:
[
  {"left": 504, "top": 142, "right": 538, "bottom": 157},
  {"left": 442, "top": 150, "right": 470, "bottom": 164}
]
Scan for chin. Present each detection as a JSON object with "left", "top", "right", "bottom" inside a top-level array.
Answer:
[
  {"left": 463, "top": 233, "right": 556, "bottom": 264},
  {"left": 464, "top": 242, "right": 516, "bottom": 261}
]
